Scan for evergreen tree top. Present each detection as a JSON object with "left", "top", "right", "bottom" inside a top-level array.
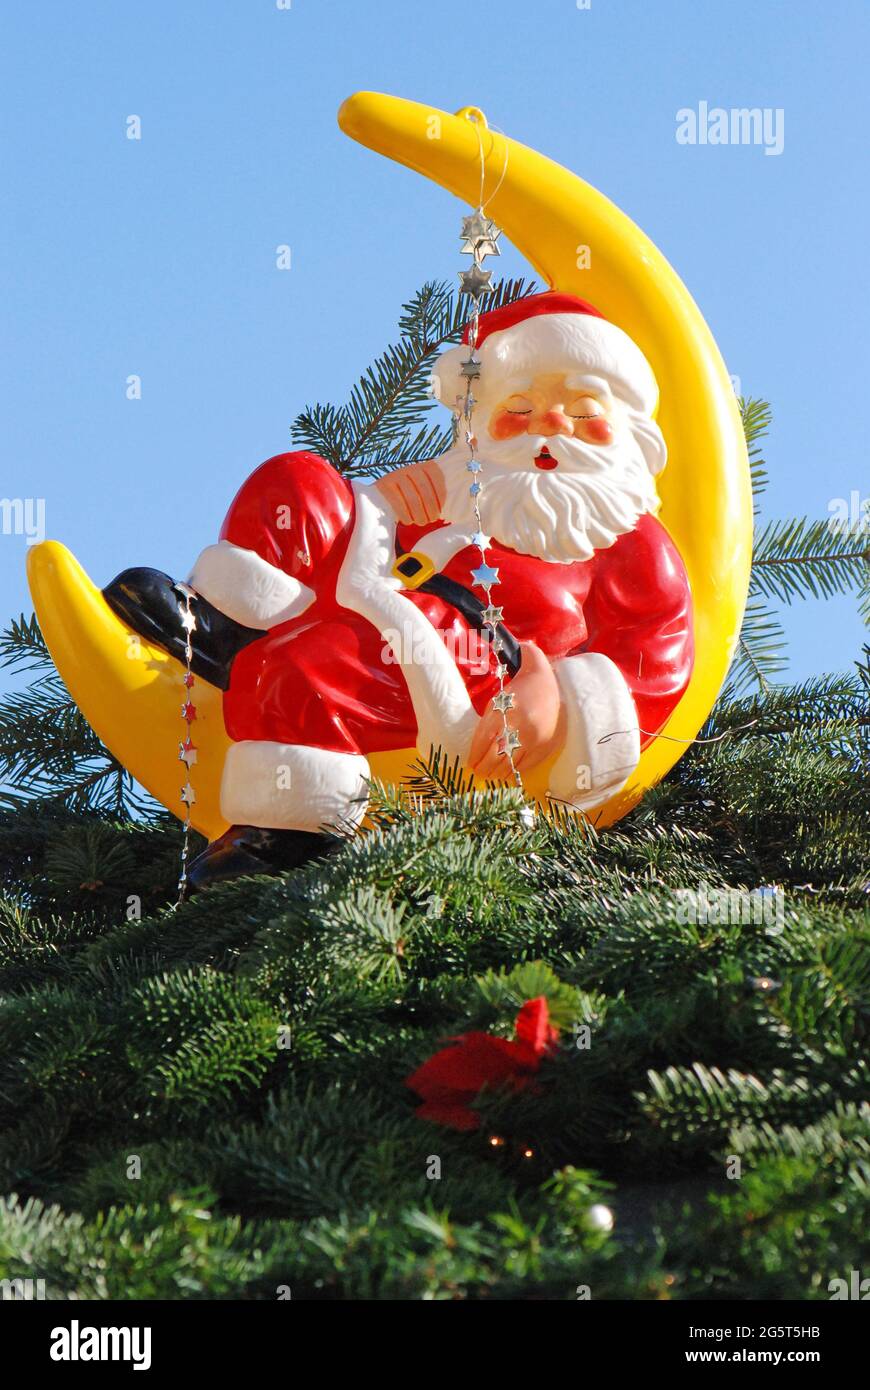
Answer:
[{"left": 0, "top": 281, "right": 867, "bottom": 1301}]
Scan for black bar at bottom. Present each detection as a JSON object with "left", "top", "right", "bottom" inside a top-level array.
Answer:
[{"left": 4, "top": 1296, "right": 864, "bottom": 1375}]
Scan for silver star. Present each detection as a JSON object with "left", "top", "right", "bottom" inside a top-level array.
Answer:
[
  {"left": 461, "top": 233, "right": 501, "bottom": 262},
  {"left": 492, "top": 691, "right": 514, "bottom": 713},
  {"left": 471, "top": 563, "right": 500, "bottom": 587},
  {"left": 494, "top": 662, "right": 508, "bottom": 680},
  {"left": 460, "top": 210, "right": 492, "bottom": 241},
  {"left": 460, "top": 211, "right": 502, "bottom": 262},
  {"left": 180, "top": 782, "right": 197, "bottom": 805},
  {"left": 460, "top": 356, "right": 481, "bottom": 379},
  {"left": 499, "top": 728, "right": 522, "bottom": 754},
  {"left": 472, "top": 531, "right": 492, "bottom": 551},
  {"left": 179, "top": 742, "right": 198, "bottom": 767},
  {"left": 466, "top": 459, "right": 482, "bottom": 473},
  {"left": 178, "top": 605, "right": 197, "bottom": 633},
  {"left": 481, "top": 603, "right": 503, "bottom": 626},
  {"left": 458, "top": 264, "right": 493, "bottom": 298},
  {"left": 469, "top": 482, "right": 481, "bottom": 497},
  {"left": 460, "top": 211, "right": 501, "bottom": 253}
]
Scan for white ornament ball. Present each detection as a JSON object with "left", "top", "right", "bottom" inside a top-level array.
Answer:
[{"left": 586, "top": 1203, "right": 614, "bottom": 1233}]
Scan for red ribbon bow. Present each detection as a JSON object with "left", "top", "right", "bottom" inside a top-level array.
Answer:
[{"left": 406, "top": 997, "right": 559, "bottom": 1131}]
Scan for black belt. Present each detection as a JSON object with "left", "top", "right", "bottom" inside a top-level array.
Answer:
[{"left": 392, "top": 549, "right": 522, "bottom": 677}]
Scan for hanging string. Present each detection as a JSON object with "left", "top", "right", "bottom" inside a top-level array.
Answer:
[
  {"left": 546, "top": 717, "right": 768, "bottom": 816},
  {"left": 458, "top": 114, "right": 524, "bottom": 795},
  {"left": 173, "top": 583, "right": 198, "bottom": 903},
  {"left": 470, "top": 115, "right": 511, "bottom": 214},
  {"left": 460, "top": 329, "right": 524, "bottom": 792},
  {"left": 597, "top": 718, "right": 762, "bottom": 748}
]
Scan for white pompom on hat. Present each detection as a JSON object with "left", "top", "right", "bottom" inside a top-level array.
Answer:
[{"left": 431, "top": 290, "right": 660, "bottom": 417}]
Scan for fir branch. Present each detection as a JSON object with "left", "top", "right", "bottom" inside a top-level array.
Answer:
[
  {"left": 0, "top": 618, "right": 148, "bottom": 818},
  {"left": 402, "top": 746, "right": 479, "bottom": 804},
  {"left": 726, "top": 598, "right": 789, "bottom": 698},
  {"left": 739, "top": 396, "right": 771, "bottom": 513},
  {"left": 751, "top": 516, "right": 869, "bottom": 605},
  {"left": 705, "top": 669, "right": 869, "bottom": 740},
  {"left": 724, "top": 400, "right": 866, "bottom": 698},
  {"left": 0, "top": 613, "right": 51, "bottom": 673},
  {"left": 291, "top": 278, "right": 537, "bottom": 476}
]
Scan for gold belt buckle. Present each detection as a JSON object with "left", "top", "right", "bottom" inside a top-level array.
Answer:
[{"left": 392, "top": 550, "right": 436, "bottom": 589}]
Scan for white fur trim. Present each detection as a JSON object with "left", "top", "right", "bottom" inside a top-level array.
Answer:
[
  {"left": 336, "top": 483, "right": 479, "bottom": 762},
  {"left": 403, "top": 524, "right": 475, "bottom": 572},
  {"left": 548, "top": 653, "right": 640, "bottom": 811},
  {"left": 189, "top": 540, "right": 314, "bottom": 630},
  {"left": 432, "top": 314, "right": 658, "bottom": 417},
  {"left": 220, "top": 741, "right": 370, "bottom": 832}
]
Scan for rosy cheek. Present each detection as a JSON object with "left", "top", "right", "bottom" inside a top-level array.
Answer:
[
  {"left": 577, "top": 416, "right": 613, "bottom": 445},
  {"left": 489, "top": 412, "right": 529, "bottom": 441}
]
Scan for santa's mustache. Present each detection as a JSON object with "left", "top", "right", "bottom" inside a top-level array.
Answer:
[
  {"left": 474, "top": 426, "right": 660, "bottom": 477},
  {"left": 480, "top": 431, "right": 616, "bottom": 473}
]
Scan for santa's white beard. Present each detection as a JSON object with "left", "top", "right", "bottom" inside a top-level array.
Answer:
[{"left": 439, "top": 426, "right": 662, "bottom": 564}]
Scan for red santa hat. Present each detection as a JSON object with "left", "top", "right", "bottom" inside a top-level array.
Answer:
[{"left": 431, "top": 290, "right": 659, "bottom": 418}]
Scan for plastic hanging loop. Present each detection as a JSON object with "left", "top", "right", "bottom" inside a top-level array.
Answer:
[{"left": 454, "top": 105, "right": 489, "bottom": 128}]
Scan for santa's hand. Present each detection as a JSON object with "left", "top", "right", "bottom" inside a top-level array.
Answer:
[
  {"left": 470, "top": 642, "right": 564, "bottom": 781},
  {"left": 376, "top": 460, "right": 445, "bottom": 526}
]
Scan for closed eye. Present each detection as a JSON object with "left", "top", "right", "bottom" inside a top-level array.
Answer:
[
  {"left": 503, "top": 395, "right": 533, "bottom": 415},
  {"left": 568, "top": 396, "right": 605, "bottom": 419}
]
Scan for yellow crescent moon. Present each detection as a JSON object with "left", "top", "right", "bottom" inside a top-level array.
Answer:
[
  {"left": 338, "top": 93, "right": 752, "bottom": 823},
  {"left": 27, "top": 541, "right": 231, "bottom": 839},
  {"left": 26, "top": 92, "right": 751, "bottom": 837}
]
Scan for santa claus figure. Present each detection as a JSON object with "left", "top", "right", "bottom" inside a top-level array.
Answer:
[{"left": 105, "top": 292, "right": 693, "bottom": 887}]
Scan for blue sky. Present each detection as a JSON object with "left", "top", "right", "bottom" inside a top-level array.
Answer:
[{"left": 1, "top": 0, "right": 867, "bottom": 694}]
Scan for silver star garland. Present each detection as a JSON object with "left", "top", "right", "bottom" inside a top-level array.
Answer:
[
  {"left": 458, "top": 209, "right": 523, "bottom": 793},
  {"left": 174, "top": 582, "right": 198, "bottom": 903}
]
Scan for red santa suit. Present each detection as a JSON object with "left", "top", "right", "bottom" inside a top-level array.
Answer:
[
  {"left": 187, "top": 450, "right": 693, "bottom": 831},
  {"left": 187, "top": 291, "right": 694, "bottom": 831}
]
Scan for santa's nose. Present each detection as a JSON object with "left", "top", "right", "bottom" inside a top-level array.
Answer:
[{"left": 531, "top": 408, "right": 572, "bottom": 436}]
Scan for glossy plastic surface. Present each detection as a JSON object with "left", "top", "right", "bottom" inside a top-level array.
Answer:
[
  {"left": 338, "top": 91, "right": 752, "bottom": 822},
  {"left": 26, "top": 93, "right": 751, "bottom": 834}
]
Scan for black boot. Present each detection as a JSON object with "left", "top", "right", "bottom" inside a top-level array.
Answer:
[
  {"left": 103, "top": 567, "right": 262, "bottom": 690},
  {"left": 187, "top": 824, "right": 343, "bottom": 891}
]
